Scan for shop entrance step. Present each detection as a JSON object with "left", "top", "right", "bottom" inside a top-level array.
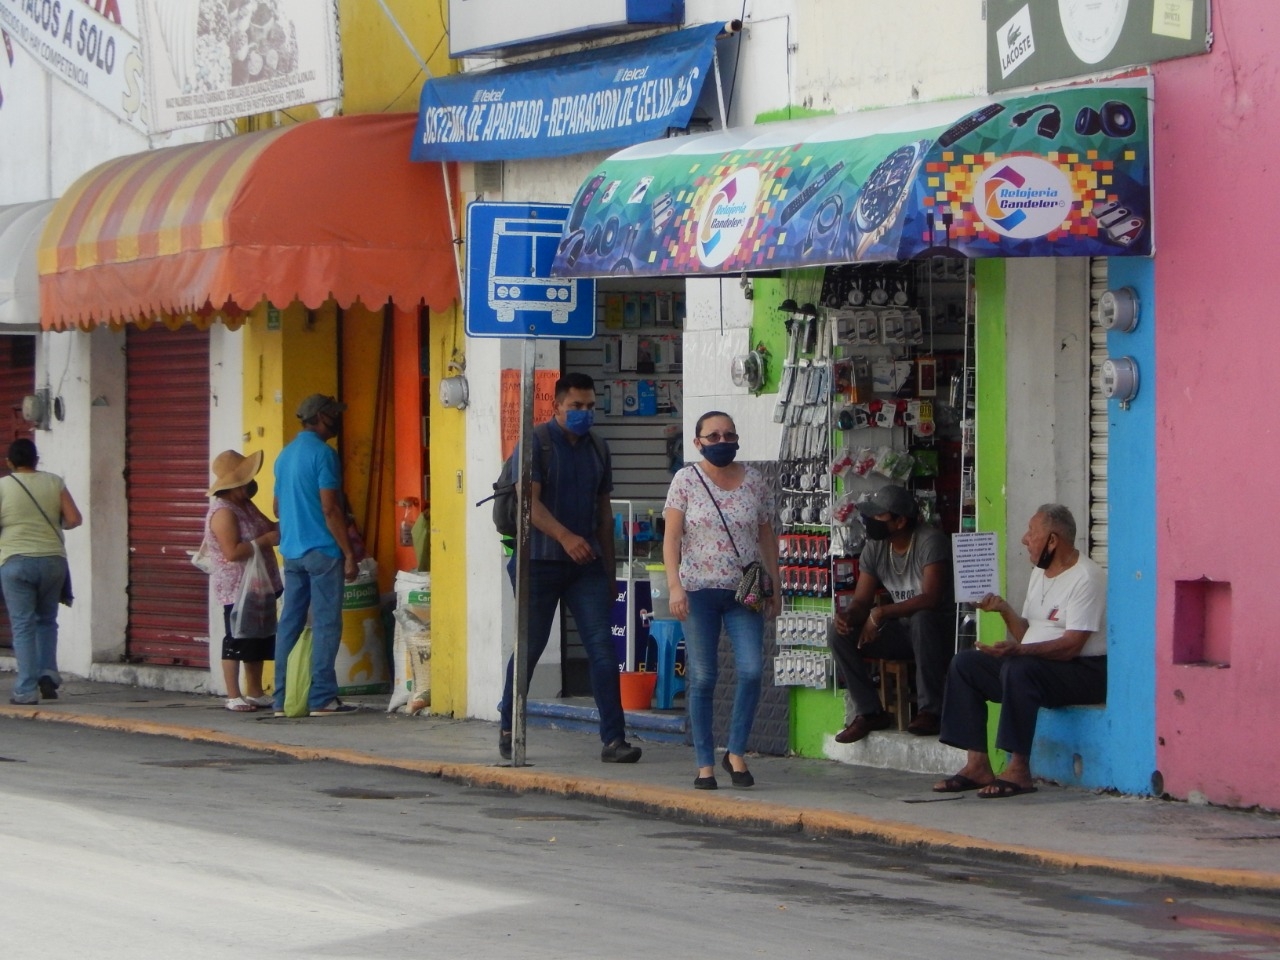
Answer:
[{"left": 527, "top": 696, "right": 689, "bottom": 745}]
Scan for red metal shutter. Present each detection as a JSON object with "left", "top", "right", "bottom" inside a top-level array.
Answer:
[
  {"left": 125, "top": 325, "right": 211, "bottom": 667},
  {"left": 0, "top": 334, "right": 35, "bottom": 648}
]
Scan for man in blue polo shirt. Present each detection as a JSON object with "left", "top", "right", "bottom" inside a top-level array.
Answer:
[
  {"left": 499, "top": 372, "right": 641, "bottom": 764},
  {"left": 273, "top": 393, "right": 359, "bottom": 717}
]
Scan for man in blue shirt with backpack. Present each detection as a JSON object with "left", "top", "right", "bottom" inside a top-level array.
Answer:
[{"left": 498, "top": 372, "right": 641, "bottom": 764}]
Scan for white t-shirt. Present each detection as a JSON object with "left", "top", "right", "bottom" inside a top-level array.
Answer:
[{"left": 1021, "top": 555, "right": 1107, "bottom": 657}]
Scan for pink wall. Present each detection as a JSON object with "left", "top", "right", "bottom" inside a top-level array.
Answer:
[{"left": 1155, "top": 1, "right": 1280, "bottom": 808}]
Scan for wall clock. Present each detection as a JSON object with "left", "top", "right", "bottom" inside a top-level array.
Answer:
[{"left": 1058, "top": 0, "right": 1129, "bottom": 64}]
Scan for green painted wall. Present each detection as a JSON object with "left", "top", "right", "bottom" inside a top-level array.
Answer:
[
  {"left": 974, "top": 259, "right": 1008, "bottom": 646},
  {"left": 791, "top": 686, "right": 847, "bottom": 756}
]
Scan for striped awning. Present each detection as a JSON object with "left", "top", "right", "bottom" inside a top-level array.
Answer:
[
  {"left": 39, "top": 113, "right": 458, "bottom": 330},
  {"left": 0, "top": 199, "right": 55, "bottom": 330}
]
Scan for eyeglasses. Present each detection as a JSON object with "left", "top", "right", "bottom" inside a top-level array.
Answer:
[{"left": 699, "top": 431, "right": 739, "bottom": 443}]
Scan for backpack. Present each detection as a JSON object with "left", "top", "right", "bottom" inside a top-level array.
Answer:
[{"left": 477, "top": 425, "right": 607, "bottom": 541}]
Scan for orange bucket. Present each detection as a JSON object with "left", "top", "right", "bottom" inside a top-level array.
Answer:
[{"left": 618, "top": 671, "right": 657, "bottom": 710}]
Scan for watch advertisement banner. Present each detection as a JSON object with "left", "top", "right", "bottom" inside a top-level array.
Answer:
[
  {"left": 987, "top": 0, "right": 1210, "bottom": 92},
  {"left": 551, "top": 80, "right": 1153, "bottom": 280},
  {"left": 413, "top": 22, "right": 721, "bottom": 163},
  {"left": 0, "top": 0, "right": 147, "bottom": 132},
  {"left": 138, "top": 0, "right": 341, "bottom": 133}
]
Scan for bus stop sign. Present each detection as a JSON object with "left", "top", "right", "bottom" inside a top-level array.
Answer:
[{"left": 465, "top": 202, "right": 596, "bottom": 339}]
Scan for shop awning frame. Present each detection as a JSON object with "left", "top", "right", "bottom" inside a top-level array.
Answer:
[
  {"left": 551, "top": 79, "right": 1153, "bottom": 279},
  {"left": 39, "top": 113, "right": 459, "bottom": 330},
  {"left": 0, "top": 200, "right": 56, "bottom": 331}
]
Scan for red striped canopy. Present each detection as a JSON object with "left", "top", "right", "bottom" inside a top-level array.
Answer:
[{"left": 38, "top": 113, "right": 457, "bottom": 329}]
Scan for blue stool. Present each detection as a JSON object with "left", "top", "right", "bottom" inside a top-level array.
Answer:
[{"left": 646, "top": 618, "right": 686, "bottom": 709}]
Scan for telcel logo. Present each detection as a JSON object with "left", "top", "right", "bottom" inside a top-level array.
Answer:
[
  {"left": 697, "top": 167, "right": 760, "bottom": 268},
  {"left": 975, "top": 156, "right": 1072, "bottom": 239}
]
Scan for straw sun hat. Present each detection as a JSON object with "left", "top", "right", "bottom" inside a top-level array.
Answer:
[{"left": 208, "top": 449, "right": 264, "bottom": 497}]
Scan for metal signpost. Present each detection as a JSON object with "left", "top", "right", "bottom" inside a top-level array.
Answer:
[{"left": 465, "top": 202, "right": 596, "bottom": 766}]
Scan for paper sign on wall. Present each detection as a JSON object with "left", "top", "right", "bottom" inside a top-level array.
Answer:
[
  {"left": 952, "top": 532, "right": 1000, "bottom": 603},
  {"left": 500, "top": 368, "right": 558, "bottom": 459}
]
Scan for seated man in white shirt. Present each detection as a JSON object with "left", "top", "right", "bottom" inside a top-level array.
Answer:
[{"left": 933, "top": 504, "right": 1107, "bottom": 799}]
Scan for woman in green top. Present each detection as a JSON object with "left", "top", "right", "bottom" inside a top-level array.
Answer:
[{"left": 2, "top": 438, "right": 82, "bottom": 704}]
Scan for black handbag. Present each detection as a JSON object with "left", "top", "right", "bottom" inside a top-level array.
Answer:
[
  {"left": 7, "top": 474, "right": 74, "bottom": 607},
  {"left": 692, "top": 467, "right": 769, "bottom": 612}
]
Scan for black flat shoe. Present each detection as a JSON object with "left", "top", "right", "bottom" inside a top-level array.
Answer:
[
  {"left": 722, "top": 751, "right": 755, "bottom": 788},
  {"left": 694, "top": 775, "right": 718, "bottom": 790}
]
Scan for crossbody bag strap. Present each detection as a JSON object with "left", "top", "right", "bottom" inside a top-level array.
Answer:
[
  {"left": 692, "top": 465, "right": 741, "bottom": 559},
  {"left": 6, "top": 474, "right": 65, "bottom": 545}
]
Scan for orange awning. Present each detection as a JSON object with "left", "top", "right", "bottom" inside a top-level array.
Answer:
[{"left": 39, "top": 113, "right": 457, "bottom": 330}]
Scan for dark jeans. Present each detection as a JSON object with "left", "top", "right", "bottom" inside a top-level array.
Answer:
[
  {"left": 828, "top": 608, "right": 954, "bottom": 716},
  {"left": 500, "top": 558, "right": 625, "bottom": 745},
  {"left": 939, "top": 648, "right": 1108, "bottom": 756}
]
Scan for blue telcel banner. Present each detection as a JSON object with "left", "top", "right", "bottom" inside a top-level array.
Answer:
[{"left": 411, "top": 23, "right": 723, "bottom": 163}]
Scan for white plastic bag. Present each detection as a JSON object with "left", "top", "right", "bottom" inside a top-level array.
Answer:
[{"left": 230, "top": 543, "right": 277, "bottom": 639}]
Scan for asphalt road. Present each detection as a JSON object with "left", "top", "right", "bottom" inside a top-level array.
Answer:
[{"left": 3, "top": 719, "right": 1278, "bottom": 960}]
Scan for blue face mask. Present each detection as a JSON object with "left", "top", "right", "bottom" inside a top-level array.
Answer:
[
  {"left": 564, "top": 409, "right": 594, "bottom": 436},
  {"left": 700, "top": 441, "right": 738, "bottom": 467}
]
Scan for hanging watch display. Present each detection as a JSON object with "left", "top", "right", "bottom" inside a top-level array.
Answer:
[
  {"left": 1058, "top": 0, "right": 1129, "bottom": 65},
  {"left": 852, "top": 140, "right": 928, "bottom": 259}
]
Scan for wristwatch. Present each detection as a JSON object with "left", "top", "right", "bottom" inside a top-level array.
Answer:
[{"left": 853, "top": 140, "right": 928, "bottom": 259}]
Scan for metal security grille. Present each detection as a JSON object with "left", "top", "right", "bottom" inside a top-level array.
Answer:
[
  {"left": 124, "top": 325, "right": 211, "bottom": 666},
  {"left": 1088, "top": 258, "right": 1109, "bottom": 568},
  {"left": 0, "top": 334, "right": 35, "bottom": 648}
]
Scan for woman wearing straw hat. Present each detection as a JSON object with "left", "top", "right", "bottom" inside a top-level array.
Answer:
[{"left": 203, "top": 450, "right": 282, "bottom": 711}]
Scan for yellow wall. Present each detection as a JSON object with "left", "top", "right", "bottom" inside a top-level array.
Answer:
[
  {"left": 339, "top": 303, "right": 399, "bottom": 592},
  {"left": 425, "top": 304, "right": 467, "bottom": 715},
  {"left": 339, "top": 0, "right": 456, "bottom": 113}
]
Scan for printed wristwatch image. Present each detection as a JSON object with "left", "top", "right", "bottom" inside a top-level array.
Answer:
[{"left": 852, "top": 140, "right": 929, "bottom": 259}]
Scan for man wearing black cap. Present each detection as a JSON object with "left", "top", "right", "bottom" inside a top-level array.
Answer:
[
  {"left": 830, "top": 484, "right": 954, "bottom": 742},
  {"left": 272, "top": 393, "right": 359, "bottom": 716}
]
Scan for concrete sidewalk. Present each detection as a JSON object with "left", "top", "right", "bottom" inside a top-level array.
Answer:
[{"left": 3, "top": 677, "right": 1279, "bottom": 893}]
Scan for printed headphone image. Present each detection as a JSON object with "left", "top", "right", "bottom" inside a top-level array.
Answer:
[{"left": 1075, "top": 100, "right": 1137, "bottom": 138}]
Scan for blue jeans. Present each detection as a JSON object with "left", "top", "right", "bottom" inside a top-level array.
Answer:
[
  {"left": 500, "top": 558, "right": 625, "bottom": 745},
  {"left": 2, "top": 555, "right": 65, "bottom": 702},
  {"left": 273, "top": 550, "right": 344, "bottom": 711},
  {"left": 683, "top": 589, "right": 764, "bottom": 768}
]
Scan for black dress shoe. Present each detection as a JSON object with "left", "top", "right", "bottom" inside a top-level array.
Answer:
[
  {"left": 722, "top": 751, "right": 755, "bottom": 788},
  {"left": 694, "top": 776, "right": 718, "bottom": 790},
  {"left": 38, "top": 677, "right": 58, "bottom": 700},
  {"left": 601, "top": 739, "right": 642, "bottom": 763}
]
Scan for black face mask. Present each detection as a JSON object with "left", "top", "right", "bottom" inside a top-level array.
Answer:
[
  {"left": 863, "top": 517, "right": 891, "bottom": 541},
  {"left": 1035, "top": 537, "right": 1055, "bottom": 569}
]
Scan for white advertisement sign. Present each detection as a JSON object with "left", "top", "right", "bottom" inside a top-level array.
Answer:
[
  {"left": 449, "top": 0, "right": 680, "bottom": 57},
  {"left": 138, "top": 0, "right": 340, "bottom": 133},
  {"left": 0, "top": 0, "right": 147, "bottom": 132}
]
